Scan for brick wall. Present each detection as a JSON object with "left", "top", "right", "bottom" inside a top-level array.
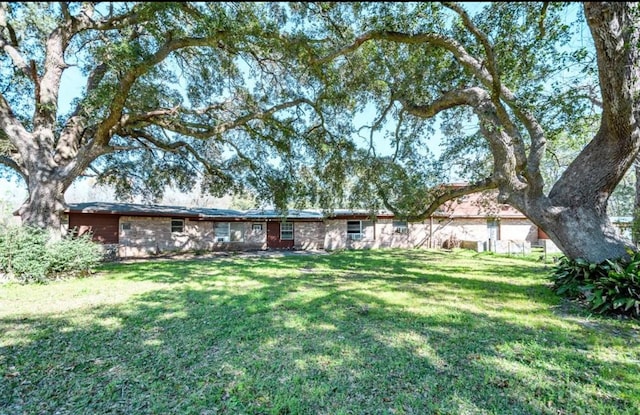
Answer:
[
  {"left": 118, "top": 217, "right": 267, "bottom": 257},
  {"left": 294, "top": 222, "right": 325, "bottom": 250}
]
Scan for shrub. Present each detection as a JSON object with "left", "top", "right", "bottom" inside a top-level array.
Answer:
[
  {"left": 47, "top": 233, "right": 104, "bottom": 278},
  {"left": 0, "top": 226, "right": 50, "bottom": 281},
  {"left": 0, "top": 225, "right": 103, "bottom": 283},
  {"left": 550, "top": 252, "right": 640, "bottom": 318}
]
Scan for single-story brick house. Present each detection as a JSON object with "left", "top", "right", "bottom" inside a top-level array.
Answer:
[{"left": 61, "top": 190, "right": 544, "bottom": 258}]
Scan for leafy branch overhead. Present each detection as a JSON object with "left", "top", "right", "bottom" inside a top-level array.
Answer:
[
  {"left": 0, "top": 2, "right": 351, "bottom": 223},
  {"left": 291, "top": 2, "right": 640, "bottom": 262}
]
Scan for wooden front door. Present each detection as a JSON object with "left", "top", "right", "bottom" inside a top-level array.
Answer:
[{"left": 266, "top": 221, "right": 294, "bottom": 249}]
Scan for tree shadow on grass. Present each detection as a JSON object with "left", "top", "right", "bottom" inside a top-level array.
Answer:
[{"left": 2, "top": 251, "right": 639, "bottom": 414}]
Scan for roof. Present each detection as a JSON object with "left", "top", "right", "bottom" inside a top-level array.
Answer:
[
  {"left": 325, "top": 209, "right": 395, "bottom": 219},
  {"left": 66, "top": 202, "right": 245, "bottom": 219},
  {"left": 243, "top": 208, "right": 324, "bottom": 219},
  {"left": 432, "top": 191, "right": 526, "bottom": 219},
  {"left": 66, "top": 202, "right": 326, "bottom": 220},
  {"left": 65, "top": 190, "right": 527, "bottom": 221}
]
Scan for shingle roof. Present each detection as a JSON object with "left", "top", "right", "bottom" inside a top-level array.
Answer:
[
  {"left": 65, "top": 202, "right": 325, "bottom": 220},
  {"left": 243, "top": 208, "right": 324, "bottom": 219},
  {"left": 66, "top": 202, "right": 244, "bottom": 219},
  {"left": 66, "top": 190, "right": 527, "bottom": 221},
  {"left": 433, "top": 191, "right": 526, "bottom": 218}
]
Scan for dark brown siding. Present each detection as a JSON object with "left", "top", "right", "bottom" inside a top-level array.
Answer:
[
  {"left": 69, "top": 213, "right": 119, "bottom": 244},
  {"left": 266, "top": 222, "right": 294, "bottom": 249}
]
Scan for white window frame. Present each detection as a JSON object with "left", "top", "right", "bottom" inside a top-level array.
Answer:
[
  {"left": 347, "top": 220, "right": 363, "bottom": 241},
  {"left": 393, "top": 220, "right": 409, "bottom": 234},
  {"left": 171, "top": 218, "right": 184, "bottom": 233},
  {"left": 280, "top": 222, "right": 294, "bottom": 240},
  {"left": 121, "top": 222, "right": 132, "bottom": 231},
  {"left": 215, "top": 222, "right": 231, "bottom": 242},
  {"left": 215, "top": 222, "right": 244, "bottom": 242}
]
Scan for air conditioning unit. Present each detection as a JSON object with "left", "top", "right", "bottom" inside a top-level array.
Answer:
[{"left": 348, "top": 233, "right": 363, "bottom": 241}]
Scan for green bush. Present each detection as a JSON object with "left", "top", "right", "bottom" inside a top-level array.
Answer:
[
  {"left": 47, "top": 233, "right": 104, "bottom": 278},
  {"left": 0, "top": 226, "right": 103, "bottom": 283},
  {"left": 0, "top": 226, "right": 50, "bottom": 281},
  {"left": 550, "top": 252, "right": 640, "bottom": 318}
]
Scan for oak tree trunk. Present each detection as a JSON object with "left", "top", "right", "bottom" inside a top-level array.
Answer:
[
  {"left": 524, "top": 203, "right": 633, "bottom": 263},
  {"left": 634, "top": 158, "right": 640, "bottom": 246},
  {"left": 17, "top": 170, "right": 67, "bottom": 240}
]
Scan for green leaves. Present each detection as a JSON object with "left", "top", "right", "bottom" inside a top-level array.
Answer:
[
  {"left": 550, "top": 253, "right": 640, "bottom": 319},
  {"left": 0, "top": 226, "right": 103, "bottom": 282}
]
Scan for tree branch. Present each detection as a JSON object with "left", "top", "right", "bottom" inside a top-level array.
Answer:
[
  {"left": 442, "top": 2, "right": 501, "bottom": 98},
  {"left": 538, "top": 2, "right": 549, "bottom": 39},
  {"left": 126, "top": 129, "right": 230, "bottom": 182},
  {"left": 92, "top": 34, "right": 237, "bottom": 148},
  {"left": 392, "top": 108, "right": 406, "bottom": 162},
  {"left": 0, "top": 154, "right": 27, "bottom": 182},
  {"left": 0, "top": 92, "right": 33, "bottom": 157},
  {"left": 400, "top": 87, "right": 489, "bottom": 118},
  {"left": 315, "top": 24, "right": 548, "bottom": 194},
  {"left": 378, "top": 177, "right": 497, "bottom": 222},
  {"left": 0, "top": 3, "right": 32, "bottom": 79},
  {"left": 400, "top": 87, "right": 526, "bottom": 192},
  {"left": 121, "top": 98, "right": 316, "bottom": 140},
  {"left": 59, "top": 2, "right": 72, "bottom": 22},
  {"left": 72, "top": 2, "right": 148, "bottom": 33},
  {"left": 56, "top": 63, "right": 108, "bottom": 163}
]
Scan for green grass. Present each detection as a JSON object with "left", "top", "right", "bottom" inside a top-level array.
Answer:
[{"left": 1, "top": 249, "right": 639, "bottom": 415}]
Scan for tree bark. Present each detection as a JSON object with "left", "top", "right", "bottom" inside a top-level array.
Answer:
[
  {"left": 634, "top": 157, "right": 640, "bottom": 246},
  {"left": 519, "top": 199, "right": 633, "bottom": 263},
  {"left": 17, "top": 171, "right": 66, "bottom": 239}
]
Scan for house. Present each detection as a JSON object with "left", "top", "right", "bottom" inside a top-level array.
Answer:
[
  {"left": 64, "top": 202, "right": 325, "bottom": 257},
  {"left": 62, "top": 189, "right": 540, "bottom": 258},
  {"left": 322, "top": 192, "right": 537, "bottom": 253}
]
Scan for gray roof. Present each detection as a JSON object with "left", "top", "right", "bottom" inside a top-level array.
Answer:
[
  {"left": 243, "top": 208, "right": 324, "bottom": 219},
  {"left": 328, "top": 209, "right": 394, "bottom": 217},
  {"left": 66, "top": 202, "right": 326, "bottom": 220}
]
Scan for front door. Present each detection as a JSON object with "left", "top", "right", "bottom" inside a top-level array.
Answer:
[
  {"left": 487, "top": 219, "right": 500, "bottom": 241},
  {"left": 267, "top": 222, "right": 294, "bottom": 249}
]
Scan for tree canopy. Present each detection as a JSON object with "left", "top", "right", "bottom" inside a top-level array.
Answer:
[
  {"left": 2, "top": 2, "right": 640, "bottom": 263},
  {"left": 0, "top": 2, "right": 354, "bottom": 230},
  {"left": 285, "top": 2, "right": 640, "bottom": 262}
]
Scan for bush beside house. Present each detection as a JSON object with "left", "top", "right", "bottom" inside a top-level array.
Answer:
[{"left": 0, "top": 226, "right": 103, "bottom": 283}]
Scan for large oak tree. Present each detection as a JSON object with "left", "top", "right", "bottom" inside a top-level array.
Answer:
[
  {"left": 0, "top": 2, "right": 351, "bottom": 236},
  {"left": 288, "top": 2, "right": 640, "bottom": 263},
  {"left": 3, "top": 2, "right": 640, "bottom": 265}
]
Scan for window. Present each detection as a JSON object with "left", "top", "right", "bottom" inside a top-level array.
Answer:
[
  {"left": 281, "top": 222, "right": 294, "bottom": 240},
  {"left": 121, "top": 222, "right": 131, "bottom": 231},
  {"left": 347, "top": 221, "right": 363, "bottom": 240},
  {"left": 252, "top": 223, "right": 263, "bottom": 231},
  {"left": 171, "top": 218, "right": 184, "bottom": 233},
  {"left": 215, "top": 222, "right": 244, "bottom": 242},
  {"left": 215, "top": 222, "right": 230, "bottom": 242},
  {"left": 393, "top": 220, "right": 409, "bottom": 234},
  {"left": 230, "top": 223, "right": 244, "bottom": 242}
]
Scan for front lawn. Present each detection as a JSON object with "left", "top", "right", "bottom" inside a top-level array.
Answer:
[{"left": 1, "top": 249, "right": 638, "bottom": 414}]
